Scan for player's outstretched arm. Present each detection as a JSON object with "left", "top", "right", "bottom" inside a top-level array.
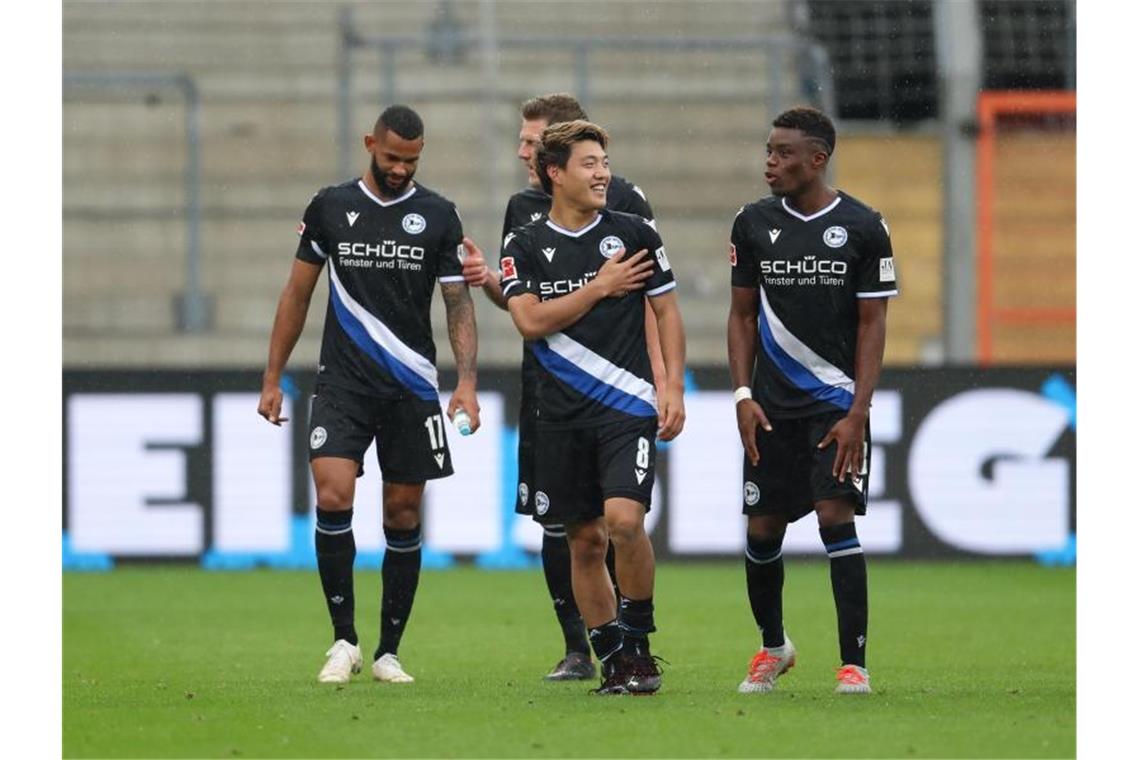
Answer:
[
  {"left": 459, "top": 237, "right": 509, "bottom": 310},
  {"left": 648, "top": 291, "right": 687, "bottom": 441},
  {"left": 818, "top": 296, "right": 888, "bottom": 481},
  {"left": 506, "top": 249, "right": 655, "bottom": 340},
  {"left": 440, "top": 281, "right": 481, "bottom": 433},
  {"left": 727, "top": 285, "right": 770, "bottom": 464},
  {"left": 258, "top": 259, "right": 323, "bottom": 425}
]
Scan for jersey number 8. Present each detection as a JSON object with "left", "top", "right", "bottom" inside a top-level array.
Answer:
[{"left": 636, "top": 437, "right": 650, "bottom": 469}]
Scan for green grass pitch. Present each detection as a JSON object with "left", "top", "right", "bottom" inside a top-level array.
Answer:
[{"left": 64, "top": 561, "right": 1074, "bottom": 758}]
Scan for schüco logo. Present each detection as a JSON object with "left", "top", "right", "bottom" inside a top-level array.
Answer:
[
  {"left": 759, "top": 256, "right": 847, "bottom": 275},
  {"left": 540, "top": 271, "right": 598, "bottom": 298},
  {"left": 337, "top": 241, "right": 425, "bottom": 260}
]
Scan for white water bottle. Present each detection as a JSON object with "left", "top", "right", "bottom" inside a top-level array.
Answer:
[{"left": 452, "top": 407, "right": 473, "bottom": 436}]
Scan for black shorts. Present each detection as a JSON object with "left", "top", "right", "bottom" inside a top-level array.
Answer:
[
  {"left": 742, "top": 409, "right": 869, "bottom": 522},
  {"left": 532, "top": 417, "right": 657, "bottom": 526},
  {"left": 514, "top": 394, "right": 539, "bottom": 516},
  {"left": 307, "top": 383, "right": 454, "bottom": 482}
]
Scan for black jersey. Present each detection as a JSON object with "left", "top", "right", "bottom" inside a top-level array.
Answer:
[
  {"left": 295, "top": 179, "right": 466, "bottom": 401},
  {"left": 500, "top": 176, "right": 655, "bottom": 407},
  {"left": 501, "top": 210, "right": 676, "bottom": 427},
  {"left": 730, "top": 191, "right": 898, "bottom": 419}
]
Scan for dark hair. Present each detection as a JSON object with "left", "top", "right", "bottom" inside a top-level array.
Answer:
[
  {"left": 520, "top": 93, "right": 588, "bottom": 126},
  {"left": 535, "top": 120, "right": 609, "bottom": 195},
  {"left": 772, "top": 106, "right": 836, "bottom": 156},
  {"left": 375, "top": 104, "right": 424, "bottom": 140}
]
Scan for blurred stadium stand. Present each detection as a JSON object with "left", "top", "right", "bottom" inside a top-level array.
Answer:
[{"left": 62, "top": 0, "right": 1074, "bottom": 370}]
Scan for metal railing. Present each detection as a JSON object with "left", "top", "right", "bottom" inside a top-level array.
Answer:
[
  {"left": 63, "top": 71, "right": 210, "bottom": 333},
  {"left": 336, "top": 4, "right": 836, "bottom": 182}
]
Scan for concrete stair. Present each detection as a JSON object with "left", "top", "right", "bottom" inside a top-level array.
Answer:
[{"left": 62, "top": 1, "right": 1040, "bottom": 369}]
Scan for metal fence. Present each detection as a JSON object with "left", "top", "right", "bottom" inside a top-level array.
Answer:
[{"left": 63, "top": 71, "right": 210, "bottom": 333}]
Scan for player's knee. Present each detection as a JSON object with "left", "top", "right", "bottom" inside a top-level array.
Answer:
[
  {"left": 567, "top": 526, "right": 608, "bottom": 565},
  {"left": 315, "top": 485, "right": 353, "bottom": 510},
  {"left": 815, "top": 498, "right": 856, "bottom": 528},
  {"left": 747, "top": 514, "right": 788, "bottom": 542},
  {"left": 605, "top": 513, "right": 646, "bottom": 547},
  {"left": 383, "top": 502, "right": 420, "bottom": 530}
]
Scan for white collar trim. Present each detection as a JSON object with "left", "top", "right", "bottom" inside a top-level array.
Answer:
[
  {"left": 781, "top": 195, "right": 841, "bottom": 222},
  {"left": 545, "top": 214, "right": 603, "bottom": 238},
  {"left": 357, "top": 179, "right": 417, "bottom": 207}
]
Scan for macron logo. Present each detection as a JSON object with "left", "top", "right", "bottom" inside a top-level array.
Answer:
[
  {"left": 433, "top": 453, "right": 446, "bottom": 469},
  {"left": 769, "top": 229, "right": 781, "bottom": 244},
  {"left": 346, "top": 211, "right": 360, "bottom": 227},
  {"left": 530, "top": 212, "right": 543, "bottom": 222},
  {"left": 635, "top": 468, "right": 647, "bottom": 484},
  {"left": 542, "top": 247, "right": 556, "bottom": 262}
]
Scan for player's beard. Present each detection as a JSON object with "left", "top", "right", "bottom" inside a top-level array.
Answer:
[{"left": 370, "top": 155, "right": 413, "bottom": 199}]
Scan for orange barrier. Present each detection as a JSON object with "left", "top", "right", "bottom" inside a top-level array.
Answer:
[{"left": 976, "top": 90, "right": 1076, "bottom": 364}]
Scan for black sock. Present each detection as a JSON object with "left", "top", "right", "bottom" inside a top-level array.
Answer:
[
  {"left": 745, "top": 533, "right": 785, "bottom": 649},
  {"left": 376, "top": 524, "right": 423, "bottom": 659},
  {"left": 820, "top": 522, "right": 868, "bottom": 667},
  {"left": 315, "top": 507, "right": 357, "bottom": 645},
  {"left": 588, "top": 619, "right": 624, "bottom": 667},
  {"left": 542, "top": 526, "right": 590, "bottom": 656},
  {"left": 619, "top": 596, "right": 655, "bottom": 657}
]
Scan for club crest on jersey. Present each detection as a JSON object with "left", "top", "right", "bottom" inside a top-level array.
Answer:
[
  {"left": 599, "top": 235, "right": 624, "bottom": 259},
  {"left": 535, "top": 491, "right": 550, "bottom": 516},
  {"left": 501, "top": 256, "right": 518, "bottom": 280},
  {"left": 518, "top": 483, "right": 529, "bottom": 507},
  {"left": 744, "top": 481, "right": 760, "bottom": 506},
  {"left": 402, "top": 213, "right": 427, "bottom": 234},
  {"left": 310, "top": 426, "right": 328, "bottom": 450},
  {"left": 729, "top": 243, "right": 737, "bottom": 267},
  {"left": 823, "top": 226, "right": 848, "bottom": 248}
]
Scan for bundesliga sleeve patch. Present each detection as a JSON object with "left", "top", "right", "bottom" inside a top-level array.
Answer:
[
  {"left": 296, "top": 221, "right": 306, "bottom": 237},
  {"left": 655, "top": 246, "right": 672, "bottom": 272},
  {"left": 501, "top": 256, "right": 518, "bottom": 280},
  {"left": 729, "top": 243, "right": 737, "bottom": 267},
  {"left": 879, "top": 258, "right": 896, "bottom": 282}
]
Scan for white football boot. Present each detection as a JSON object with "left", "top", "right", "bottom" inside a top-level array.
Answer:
[
  {"left": 372, "top": 653, "right": 415, "bottom": 683},
  {"left": 834, "top": 664, "right": 872, "bottom": 694},
  {"left": 317, "top": 639, "right": 362, "bottom": 683},
  {"left": 738, "top": 637, "right": 797, "bottom": 693}
]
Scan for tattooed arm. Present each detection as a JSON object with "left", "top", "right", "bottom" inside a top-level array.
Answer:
[{"left": 440, "top": 281, "right": 481, "bottom": 433}]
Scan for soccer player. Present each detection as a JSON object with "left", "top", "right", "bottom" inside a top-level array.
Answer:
[
  {"left": 727, "top": 106, "right": 897, "bottom": 695},
  {"left": 257, "top": 105, "right": 482, "bottom": 685},
  {"left": 502, "top": 120, "right": 686, "bottom": 694},
  {"left": 461, "top": 93, "right": 665, "bottom": 682}
]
